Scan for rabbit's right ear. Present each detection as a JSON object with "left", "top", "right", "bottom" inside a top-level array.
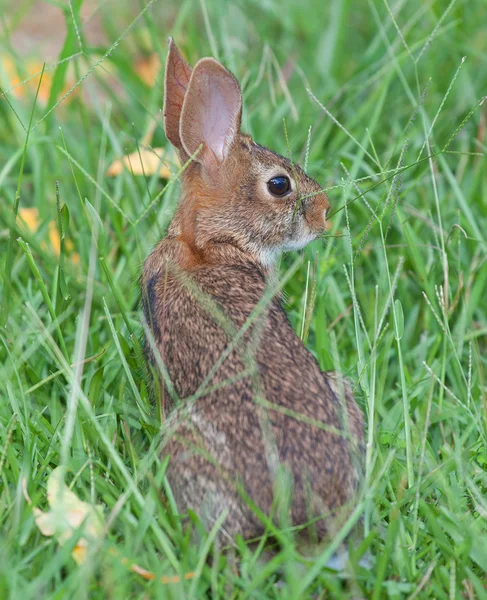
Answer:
[
  {"left": 180, "top": 58, "right": 242, "bottom": 173},
  {"left": 164, "top": 38, "right": 192, "bottom": 160}
]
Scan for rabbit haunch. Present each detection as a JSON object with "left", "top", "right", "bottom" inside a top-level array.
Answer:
[{"left": 141, "top": 39, "right": 364, "bottom": 543}]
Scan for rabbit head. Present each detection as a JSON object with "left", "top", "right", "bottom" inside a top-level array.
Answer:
[{"left": 164, "top": 39, "right": 330, "bottom": 269}]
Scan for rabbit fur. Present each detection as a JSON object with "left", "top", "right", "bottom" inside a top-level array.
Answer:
[{"left": 142, "top": 39, "right": 364, "bottom": 544}]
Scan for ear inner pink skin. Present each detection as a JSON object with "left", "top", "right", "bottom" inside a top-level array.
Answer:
[
  {"left": 164, "top": 38, "right": 193, "bottom": 160},
  {"left": 179, "top": 58, "right": 242, "bottom": 170}
]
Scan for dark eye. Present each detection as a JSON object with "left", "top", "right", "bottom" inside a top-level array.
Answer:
[{"left": 267, "top": 176, "right": 291, "bottom": 197}]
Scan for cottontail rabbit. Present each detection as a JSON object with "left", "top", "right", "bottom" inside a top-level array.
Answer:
[{"left": 142, "top": 39, "right": 364, "bottom": 544}]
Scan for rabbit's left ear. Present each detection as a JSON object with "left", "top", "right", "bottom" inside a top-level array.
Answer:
[
  {"left": 180, "top": 58, "right": 242, "bottom": 171},
  {"left": 164, "top": 38, "right": 193, "bottom": 160}
]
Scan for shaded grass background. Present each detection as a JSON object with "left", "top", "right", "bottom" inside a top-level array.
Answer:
[{"left": 1, "top": 0, "right": 487, "bottom": 597}]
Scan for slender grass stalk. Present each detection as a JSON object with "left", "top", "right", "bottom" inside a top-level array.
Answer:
[
  {"left": 17, "top": 238, "right": 69, "bottom": 359},
  {"left": 1, "top": 65, "right": 45, "bottom": 327}
]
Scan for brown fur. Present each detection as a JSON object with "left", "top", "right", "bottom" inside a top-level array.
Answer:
[{"left": 142, "top": 39, "right": 364, "bottom": 543}]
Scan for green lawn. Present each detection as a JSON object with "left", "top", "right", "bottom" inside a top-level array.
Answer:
[{"left": 1, "top": 0, "right": 486, "bottom": 597}]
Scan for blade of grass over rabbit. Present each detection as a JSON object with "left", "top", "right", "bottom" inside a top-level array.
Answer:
[{"left": 193, "top": 256, "right": 303, "bottom": 400}]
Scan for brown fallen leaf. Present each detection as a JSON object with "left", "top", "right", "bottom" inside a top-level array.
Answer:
[
  {"left": 107, "top": 147, "right": 173, "bottom": 179},
  {"left": 110, "top": 548, "right": 195, "bottom": 584}
]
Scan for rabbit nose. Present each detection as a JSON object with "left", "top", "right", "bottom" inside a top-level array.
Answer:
[{"left": 304, "top": 194, "right": 330, "bottom": 233}]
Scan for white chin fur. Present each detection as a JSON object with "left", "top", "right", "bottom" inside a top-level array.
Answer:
[
  {"left": 283, "top": 233, "right": 316, "bottom": 251},
  {"left": 257, "top": 233, "right": 316, "bottom": 268}
]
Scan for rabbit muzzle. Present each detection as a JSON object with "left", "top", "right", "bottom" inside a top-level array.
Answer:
[{"left": 303, "top": 193, "right": 330, "bottom": 236}]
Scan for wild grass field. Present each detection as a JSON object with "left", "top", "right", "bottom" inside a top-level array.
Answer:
[{"left": 0, "top": 0, "right": 486, "bottom": 597}]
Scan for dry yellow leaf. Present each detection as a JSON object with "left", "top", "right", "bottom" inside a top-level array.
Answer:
[
  {"left": 107, "top": 147, "right": 172, "bottom": 179},
  {"left": 23, "top": 475, "right": 196, "bottom": 582},
  {"left": 27, "top": 467, "right": 104, "bottom": 565}
]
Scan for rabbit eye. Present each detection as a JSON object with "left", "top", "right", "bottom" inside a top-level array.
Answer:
[{"left": 267, "top": 176, "right": 291, "bottom": 197}]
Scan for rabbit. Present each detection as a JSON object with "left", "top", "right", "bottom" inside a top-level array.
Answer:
[{"left": 141, "top": 38, "right": 364, "bottom": 546}]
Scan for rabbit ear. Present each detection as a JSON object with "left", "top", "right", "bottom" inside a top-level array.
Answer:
[
  {"left": 180, "top": 58, "right": 242, "bottom": 170},
  {"left": 164, "top": 38, "right": 193, "bottom": 159}
]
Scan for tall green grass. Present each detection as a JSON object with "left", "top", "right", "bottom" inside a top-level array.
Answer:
[{"left": 1, "top": 0, "right": 486, "bottom": 597}]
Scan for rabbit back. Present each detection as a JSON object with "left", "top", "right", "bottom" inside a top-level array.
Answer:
[{"left": 143, "top": 244, "right": 364, "bottom": 540}]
